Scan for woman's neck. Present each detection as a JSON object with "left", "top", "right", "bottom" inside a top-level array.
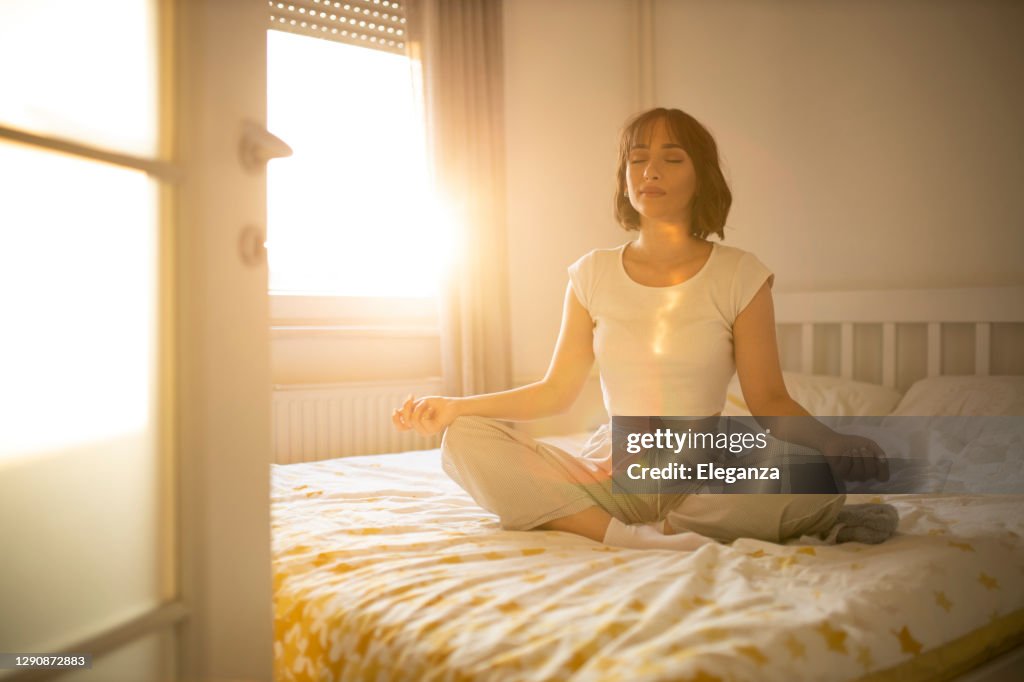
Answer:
[{"left": 632, "top": 221, "right": 707, "bottom": 263}]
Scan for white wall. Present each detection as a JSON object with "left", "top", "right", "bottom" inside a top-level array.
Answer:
[
  {"left": 502, "top": 0, "right": 644, "bottom": 434},
  {"left": 652, "top": 0, "right": 1024, "bottom": 291},
  {"left": 504, "top": 0, "right": 638, "bottom": 384}
]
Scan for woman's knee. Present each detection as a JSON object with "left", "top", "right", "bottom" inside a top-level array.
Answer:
[
  {"left": 440, "top": 416, "right": 478, "bottom": 477},
  {"left": 441, "top": 415, "right": 480, "bottom": 449},
  {"left": 440, "top": 416, "right": 519, "bottom": 483},
  {"left": 441, "top": 416, "right": 493, "bottom": 463}
]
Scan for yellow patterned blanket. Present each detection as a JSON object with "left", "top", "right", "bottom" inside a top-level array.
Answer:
[{"left": 272, "top": 450, "right": 1024, "bottom": 681}]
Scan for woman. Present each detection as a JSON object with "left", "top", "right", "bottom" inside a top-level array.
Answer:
[{"left": 393, "top": 108, "right": 898, "bottom": 550}]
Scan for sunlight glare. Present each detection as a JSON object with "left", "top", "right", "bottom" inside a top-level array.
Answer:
[{"left": 267, "top": 30, "right": 448, "bottom": 297}]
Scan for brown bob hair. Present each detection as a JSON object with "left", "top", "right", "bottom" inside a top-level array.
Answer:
[{"left": 614, "top": 108, "right": 732, "bottom": 240}]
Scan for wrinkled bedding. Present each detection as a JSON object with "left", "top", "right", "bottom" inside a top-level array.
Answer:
[{"left": 272, "top": 442, "right": 1024, "bottom": 681}]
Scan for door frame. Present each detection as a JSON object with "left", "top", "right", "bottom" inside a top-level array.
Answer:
[{"left": 174, "top": 0, "right": 274, "bottom": 680}]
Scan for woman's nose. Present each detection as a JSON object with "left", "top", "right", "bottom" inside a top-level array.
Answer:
[{"left": 643, "top": 162, "right": 660, "bottom": 180}]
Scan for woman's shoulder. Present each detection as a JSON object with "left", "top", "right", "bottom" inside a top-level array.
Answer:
[
  {"left": 711, "top": 241, "right": 755, "bottom": 262},
  {"left": 569, "top": 243, "right": 627, "bottom": 272},
  {"left": 711, "top": 242, "right": 770, "bottom": 273},
  {"left": 568, "top": 243, "right": 627, "bottom": 308}
]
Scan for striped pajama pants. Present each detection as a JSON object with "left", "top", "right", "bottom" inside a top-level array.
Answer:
[{"left": 440, "top": 416, "right": 845, "bottom": 543}]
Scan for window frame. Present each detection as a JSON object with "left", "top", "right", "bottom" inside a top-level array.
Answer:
[{"left": 269, "top": 292, "right": 440, "bottom": 339}]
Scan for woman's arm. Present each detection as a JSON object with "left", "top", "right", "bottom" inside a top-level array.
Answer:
[
  {"left": 454, "top": 282, "right": 596, "bottom": 419},
  {"left": 393, "top": 282, "right": 595, "bottom": 435},
  {"left": 733, "top": 282, "right": 888, "bottom": 481}
]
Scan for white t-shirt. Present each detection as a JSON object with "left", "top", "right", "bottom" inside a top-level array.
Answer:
[{"left": 568, "top": 240, "right": 774, "bottom": 469}]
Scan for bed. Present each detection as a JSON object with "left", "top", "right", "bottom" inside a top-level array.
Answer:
[{"left": 271, "top": 286, "right": 1024, "bottom": 681}]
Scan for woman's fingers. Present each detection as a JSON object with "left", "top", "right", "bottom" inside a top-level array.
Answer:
[
  {"left": 855, "top": 441, "right": 887, "bottom": 482},
  {"left": 391, "top": 409, "right": 405, "bottom": 430},
  {"left": 416, "top": 399, "right": 445, "bottom": 433},
  {"left": 401, "top": 395, "right": 415, "bottom": 425},
  {"left": 849, "top": 450, "right": 868, "bottom": 481},
  {"left": 411, "top": 399, "right": 431, "bottom": 424},
  {"left": 824, "top": 436, "right": 892, "bottom": 482},
  {"left": 859, "top": 449, "right": 877, "bottom": 481},
  {"left": 829, "top": 448, "right": 851, "bottom": 479},
  {"left": 842, "top": 442, "right": 891, "bottom": 482},
  {"left": 391, "top": 396, "right": 448, "bottom": 437},
  {"left": 867, "top": 447, "right": 883, "bottom": 481},
  {"left": 840, "top": 451, "right": 858, "bottom": 481},
  {"left": 875, "top": 445, "right": 890, "bottom": 482},
  {"left": 853, "top": 448, "right": 868, "bottom": 481},
  {"left": 391, "top": 396, "right": 416, "bottom": 432},
  {"left": 410, "top": 400, "right": 428, "bottom": 428},
  {"left": 840, "top": 454, "right": 859, "bottom": 480}
]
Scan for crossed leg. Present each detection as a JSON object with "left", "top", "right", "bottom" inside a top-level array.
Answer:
[{"left": 440, "top": 416, "right": 857, "bottom": 547}]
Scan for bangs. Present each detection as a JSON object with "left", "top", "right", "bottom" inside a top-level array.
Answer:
[{"left": 623, "top": 109, "right": 688, "bottom": 153}]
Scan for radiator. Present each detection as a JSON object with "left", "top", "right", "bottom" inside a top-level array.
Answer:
[{"left": 272, "top": 379, "right": 444, "bottom": 463}]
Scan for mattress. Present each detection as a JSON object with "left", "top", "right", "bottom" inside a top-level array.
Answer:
[{"left": 272, "top": 444, "right": 1024, "bottom": 681}]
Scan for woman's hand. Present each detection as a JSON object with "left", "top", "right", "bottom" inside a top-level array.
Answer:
[
  {"left": 391, "top": 395, "right": 460, "bottom": 436},
  {"left": 821, "top": 433, "right": 890, "bottom": 482}
]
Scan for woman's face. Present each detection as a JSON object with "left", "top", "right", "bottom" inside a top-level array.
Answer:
[{"left": 625, "top": 118, "right": 698, "bottom": 227}]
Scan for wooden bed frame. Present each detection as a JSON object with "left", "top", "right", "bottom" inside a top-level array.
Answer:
[{"left": 773, "top": 286, "right": 1024, "bottom": 390}]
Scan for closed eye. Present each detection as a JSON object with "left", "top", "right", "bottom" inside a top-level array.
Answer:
[{"left": 629, "top": 158, "right": 684, "bottom": 164}]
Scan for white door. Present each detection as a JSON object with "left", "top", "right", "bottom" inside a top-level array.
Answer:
[{"left": 0, "top": 1, "right": 273, "bottom": 680}]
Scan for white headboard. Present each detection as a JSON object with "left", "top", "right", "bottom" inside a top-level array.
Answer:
[{"left": 773, "top": 287, "right": 1024, "bottom": 391}]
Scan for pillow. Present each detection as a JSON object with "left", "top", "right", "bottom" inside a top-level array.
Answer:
[
  {"left": 722, "top": 372, "right": 904, "bottom": 417},
  {"left": 883, "top": 376, "right": 1024, "bottom": 445},
  {"left": 888, "top": 376, "right": 1024, "bottom": 417}
]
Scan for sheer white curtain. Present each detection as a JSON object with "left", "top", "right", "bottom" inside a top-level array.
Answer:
[{"left": 406, "top": 0, "right": 512, "bottom": 396}]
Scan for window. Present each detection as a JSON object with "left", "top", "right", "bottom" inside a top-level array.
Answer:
[{"left": 266, "top": 29, "right": 453, "bottom": 301}]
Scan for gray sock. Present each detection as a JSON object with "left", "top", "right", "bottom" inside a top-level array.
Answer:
[{"left": 825, "top": 503, "right": 900, "bottom": 544}]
